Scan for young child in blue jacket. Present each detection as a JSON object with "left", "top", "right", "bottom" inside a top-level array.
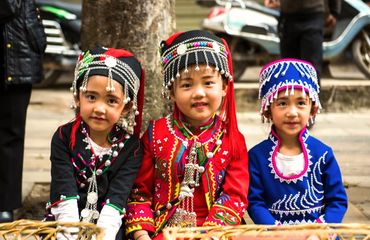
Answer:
[{"left": 247, "top": 58, "right": 347, "bottom": 225}]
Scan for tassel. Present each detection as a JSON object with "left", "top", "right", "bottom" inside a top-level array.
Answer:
[
  {"left": 133, "top": 69, "right": 145, "bottom": 137},
  {"left": 220, "top": 37, "right": 247, "bottom": 160},
  {"left": 285, "top": 86, "right": 289, "bottom": 96}
]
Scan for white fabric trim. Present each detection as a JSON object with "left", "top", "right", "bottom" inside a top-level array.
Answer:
[
  {"left": 51, "top": 199, "right": 79, "bottom": 240},
  {"left": 51, "top": 198, "right": 79, "bottom": 223},
  {"left": 97, "top": 205, "right": 122, "bottom": 240}
]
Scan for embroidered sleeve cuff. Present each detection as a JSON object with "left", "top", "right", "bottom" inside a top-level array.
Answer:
[
  {"left": 203, "top": 204, "right": 241, "bottom": 226},
  {"left": 46, "top": 195, "right": 80, "bottom": 209},
  {"left": 125, "top": 202, "right": 155, "bottom": 236},
  {"left": 316, "top": 215, "right": 326, "bottom": 223},
  {"left": 125, "top": 222, "right": 155, "bottom": 236},
  {"left": 105, "top": 202, "right": 126, "bottom": 216}
]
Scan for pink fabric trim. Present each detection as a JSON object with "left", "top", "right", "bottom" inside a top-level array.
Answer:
[{"left": 271, "top": 127, "right": 309, "bottom": 181}]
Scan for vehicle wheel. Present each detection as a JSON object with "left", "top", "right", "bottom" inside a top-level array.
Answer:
[
  {"left": 34, "top": 69, "right": 63, "bottom": 88},
  {"left": 217, "top": 34, "right": 249, "bottom": 81},
  {"left": 352, "top": 31, "right": 370, "bottom": 79}
]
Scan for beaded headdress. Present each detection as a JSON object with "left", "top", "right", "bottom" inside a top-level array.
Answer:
[
  {"left": 259, "top": 58, "right": 321, "bottom": 117},
  {"left": 71, "top": 46, "right": 145, "bottom": 136},
  {"left": 160, "top": 30, "right": 245, "bottom": 159},
  {"left": 160, "top": 29, "right": 232, "bottom": 92}
]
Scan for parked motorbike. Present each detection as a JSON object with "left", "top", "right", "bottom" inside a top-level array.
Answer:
[
  {"left": 35, "top": 0, "right": 81, "bottom": 87},
  {"left": 201, "top": 0, "right": 370, "bottom": 81}
]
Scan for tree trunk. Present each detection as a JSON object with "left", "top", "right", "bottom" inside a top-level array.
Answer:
[{"left": 81, "top": 0, "right": 175, "bottom": 131}]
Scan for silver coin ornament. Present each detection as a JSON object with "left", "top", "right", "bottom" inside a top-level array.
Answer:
[
  {"left": 177, "top": 44, "right": 187, "bottom": 55},
  {"left": 87, "top": 192, "right": 98, "bottom": 204},
  {"left": 92, "top": 210, "right": 100, "bottom": 219},
  {"left": 81, "top": 208, "right": 90, "bottom": 218},
  {"left": 96, "top": 169, "right": 103, "bottom": 175}
]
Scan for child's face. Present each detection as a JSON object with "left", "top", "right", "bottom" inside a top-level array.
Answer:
[
  {"left": 171, "top": 64, "right": 227, "bottom": 127},
  {"left": 75, "top": 75, "right": 130, "bottom": 138},
  {"left": 268, "top": 89, "right": 316, "bottom": 140}
]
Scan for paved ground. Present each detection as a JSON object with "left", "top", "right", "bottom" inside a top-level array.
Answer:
[{"left": 17, "top": 66, "right": 370, "bottom": 223}]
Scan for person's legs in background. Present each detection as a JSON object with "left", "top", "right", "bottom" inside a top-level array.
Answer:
[
  {"left": 300, "top": 14, "right": 325, "bottom": 86},
  {"left": 279, "top": 14, "right": 325, "bottom": 86},
  {"left": 278, "top": 16, "right": 301, "bottom": 59},
  {"left": 0, "top": 84, "right": 32, "bottom": 222}
]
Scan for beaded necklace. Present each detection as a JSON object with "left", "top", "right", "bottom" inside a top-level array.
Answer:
[
  {"left": 70, "top": 121, "right": 129, "bottom": 223},
  {"left": 166, "top": 115, "right": 224, "bottom": 227}
]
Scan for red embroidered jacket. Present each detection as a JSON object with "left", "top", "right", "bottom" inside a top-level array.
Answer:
[{"left": 125, "top": 115, "right": 249, "bottom": 236}]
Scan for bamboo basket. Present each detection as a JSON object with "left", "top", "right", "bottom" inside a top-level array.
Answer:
[
  {"left": 163, "top": 223, "right": 370, "bottom": 240},
  {"left": 0, "top": 220, "right": 103, "bottom": 240}
]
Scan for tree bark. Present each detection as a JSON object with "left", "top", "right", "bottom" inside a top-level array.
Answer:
[{"left": 81, "top": 0, "right": 175, "bottom": 131}]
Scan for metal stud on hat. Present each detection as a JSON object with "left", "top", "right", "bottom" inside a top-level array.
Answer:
[{"left": 104, "top": 56, "right": 117, "bottom": 68}]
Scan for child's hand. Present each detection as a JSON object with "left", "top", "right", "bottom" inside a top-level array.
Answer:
[
  {"left": 328, "top": 233, "right": 338, "bottom": 240},
  {"left": 133, "top": 230, "right": 151, "bottom": 240},
  {"left": 56, "top": 227, "right": 79, "bottom": 240},
  {"left": 264, "top": 0, "right": 280, "bottom": 8},
  {"left": 306, "top": 234, "right": 320, "bottom": 240},
  {"left": 325, "top": 14, "right": 337, "bottom": 28},
  {"left": 139, "top": 235, "right": 151, "bottom": 240}
]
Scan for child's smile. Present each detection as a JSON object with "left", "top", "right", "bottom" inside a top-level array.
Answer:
[
  {"left": 90, "top": 116, "right": 107, "bottom": 123},
  {"left": 270, "top": 89, "right": 314, "bottom": 140},
  {"left": 172, "top": 64, "right": 227, "bottom": 127},
  {"left": 192, "top": 101, "right": 208, "bottom": 109}
]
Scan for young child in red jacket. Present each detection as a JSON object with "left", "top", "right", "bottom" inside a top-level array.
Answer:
[{"left": 125, "top": 30, "right": 250, "bottom": 240}]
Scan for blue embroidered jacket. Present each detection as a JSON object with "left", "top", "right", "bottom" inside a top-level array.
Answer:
[{"left": 247, "top": 127, "right": 347, "bottom": 225}]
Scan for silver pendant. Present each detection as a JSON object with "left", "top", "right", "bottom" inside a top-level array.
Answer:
[
  {"left": 92, "top": 210, "right": 100, "bottom": 219},
  {"left": 87, "top": 192, "right": 98, "bottom": 204},
  {"left": 81, "top": 208, "right": 90, "bottom": 218}
]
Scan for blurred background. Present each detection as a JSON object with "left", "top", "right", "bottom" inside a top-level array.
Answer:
[
  {"left": 18, "top": 0, "right": 370, "bottom": 223},
  {"left": 36, "top": 0, "right": 370, "bottom": 88}
]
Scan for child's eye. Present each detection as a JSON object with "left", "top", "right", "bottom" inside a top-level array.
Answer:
[
  {"left": 297, "top": 98, "right": 310, "bottom": 106},
  {"left": 107, "top": 98, "right": 119, "bottom": 105},
  {"left": 276, "top": 101, "right": 286, "bottom": 107},
  {"left": 85, "top": 94, "right": 96, "bottom": 101},
  {"left": 180, "top": 83, "right": 191, "bottom": 88},
  {"left": 205, "top": 80, "right": 216, "bottom": 86}
]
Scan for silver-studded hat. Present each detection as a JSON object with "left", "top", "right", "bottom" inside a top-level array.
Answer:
[
  {"left": 71, "top": 46, "right": 145, "bottom": 137},
  {"left": 72, "top": 46, "right": 142, "bottom": 101},
  {"left": 160, "top": 30, "right": 232, "bottom": 90}
]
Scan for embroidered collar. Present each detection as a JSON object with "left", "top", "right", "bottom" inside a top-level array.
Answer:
[
  {"left": 176, "top": 111, "right": 216, "bottom": 135},
  {"left": 268, "top": 126, "right": 312, "bottom": 184},
  {"left": 70, "top": 121, "right": 129, "bottom": 187},
  {"left": 167, "top": 114, "right": 223, "bottom": 146}
]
